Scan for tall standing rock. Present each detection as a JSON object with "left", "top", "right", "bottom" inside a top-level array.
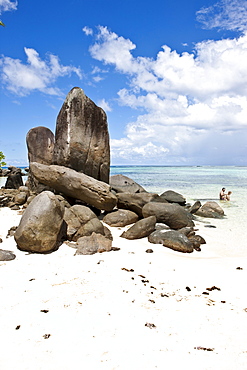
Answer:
[
  {"left": 53, "top": 87, "right": 110, "bottom": 183},
  {"left": 26, "top": 126, "right": 55, "bottom": 192},
  {"left": 27, "top": 126, "right": 55, "bottom": 164}
]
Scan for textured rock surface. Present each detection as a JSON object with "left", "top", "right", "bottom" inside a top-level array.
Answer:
[
  {"left": 116, "top": 192, "right": 160, "bottom": 218},
  {"left": 103, "top": 209, "right": 139, "bottom": 227},
  {"left": 26, "top": 126, "right": 55, "bottom": 164},
  {"left": 14, "top": 192, "right": 27, "bottom": 205},
  {"left": 26, "top": 126, "right": 55, "bottom": 192},
  {"left": 14, "top": 191, "right": 65, "bottom": 253},
  {"left": 188, "top": 201, "right": 201, "bottom": 214},
  {"left": 120, "top": 216, "right": 156, "bottom": 240},
  {"left": 75, "top": 232, "right": 112, "bottom": 255},
  {"left": 5, "top": 168, "right": 23, "bottom": 189},
  {"left": 53, "top": 87, "right": 110, "bottom": 183},
  {"left": 63, "top": 205, "right": 99, "bottom": 240},
  {"left": 30, "top": 162, "right": 117, "bottom": 211},
  {"left": 159, "top": 190, "right": 186, "bottom": 206},
  {"left": 195, "top": 201, "right": 224, "bottom": 218},
  {"left": 142, "top": 202, "right": 193, "bottom": 229},
  {"left": 73, "top": 218, "right": 105, "bottom": 241},
  {"left": 0, "top": 249, "right": 16, "bottom": 261},
  {"left": 110, "top": 174, "right": 147, "bottom": 193},
  {"left": 148, "top": 229, "right": 194, "bottom": 253}
]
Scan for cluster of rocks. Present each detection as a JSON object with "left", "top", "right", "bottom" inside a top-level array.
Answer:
[
  {"left": 0, "top": 87, "right": 225, "bottom": 259},
  {"left": 0, "top": 166, "right": 27, "bottom": 188},
  {"left": 0, "top": 166, "right": 23, "bottom": 178}
]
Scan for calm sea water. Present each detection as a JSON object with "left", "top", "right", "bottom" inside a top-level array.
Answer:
[{"left": 1, "top": 166, "right": 246, "bottom": 256}]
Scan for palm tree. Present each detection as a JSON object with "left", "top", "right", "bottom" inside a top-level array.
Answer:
[{"left": 0, "top": 20, "right": 5, "bottom": 27}]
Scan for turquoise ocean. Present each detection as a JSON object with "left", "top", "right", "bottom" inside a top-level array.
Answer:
[{"left": 1, "top": 166, "right": 246, "bottom": 256}]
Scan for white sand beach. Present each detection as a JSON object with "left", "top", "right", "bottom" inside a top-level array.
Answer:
[{"left": 1, "top": 206, "right": 247, "bottom": 370}]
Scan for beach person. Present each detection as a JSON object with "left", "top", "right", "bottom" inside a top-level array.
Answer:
[
  {"left": 226, "top": 191, "right": 232, "bottom": 201},
  {"left": 219, "top": 187, "right": 226, "bottom": 200}
]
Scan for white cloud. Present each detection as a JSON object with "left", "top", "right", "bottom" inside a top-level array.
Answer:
[
  {"left": 88, "top": 26, "right": 247, "bottom": 164},
  {"left": 82, "top": 26, "right": 93, "bottom": 36},
  {"left": 0, "top": 0, "right": 17, "bottom": 14},
  {"left": 0, "top": 47, "right": 82, "bottom": 96},
  {"left": 97, "top": 98, "right": 112, "bottom": 112},
  {"left": 196, "top": 0, "right": 247, "bottom": 32}
]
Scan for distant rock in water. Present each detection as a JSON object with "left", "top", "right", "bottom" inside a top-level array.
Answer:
[
  {"left": 5, "top": 167, "right": 23, "bottom": 189},
  {"left": 53, "top": 87, "right": 110, "bottom": 183}
]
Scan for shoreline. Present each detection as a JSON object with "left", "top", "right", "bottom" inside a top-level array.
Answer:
[{"left": 1, "top": 207, "right": 247, "bottom": 369}]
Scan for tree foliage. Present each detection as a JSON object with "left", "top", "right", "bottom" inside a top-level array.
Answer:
[{"left": 0, "top": 151, "right": 7, "bottom": 167}]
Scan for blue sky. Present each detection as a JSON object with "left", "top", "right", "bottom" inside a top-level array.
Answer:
[{"left": 1, "top": 0, "right": 247, "bottom": 166}]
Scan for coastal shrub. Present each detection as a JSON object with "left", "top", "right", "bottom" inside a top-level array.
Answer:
[{"left": 0, "top": 151, "right": 6, "bottom": 168}]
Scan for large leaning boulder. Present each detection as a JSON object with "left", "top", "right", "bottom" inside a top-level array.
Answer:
[
  {"left": 142, "top": 202, "right": 193, "bottom": 230},
  {"left": 30, "top": 162, "right": 117, "bottom": 212},
  {"left": 53, "top": 87, "right": 110, "bottom": 183},
  {"left": 14, "top": 191, "right": 65, "bottom": 253}
]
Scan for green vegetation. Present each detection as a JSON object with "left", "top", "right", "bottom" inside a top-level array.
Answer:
[
  {"left": 0, "top": 151, "right": 7, "bottom": 167},
  {"left": 0, "top": 21, "right": 5, "bottom": 27}
]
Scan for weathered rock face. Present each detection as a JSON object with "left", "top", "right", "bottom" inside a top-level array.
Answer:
[
  {"left": 188, "top": 200, "right": 201, "bottom": 214},
  {"left": 14, "top": 192, "right": 27, "bottom": 205},
  {"left": 26, "top": 126, "right": 55, "bottom": 164},
  {"left": 120, "top": 216, "right": 156, "bottom": 240},
  {"left": 0, "top": 249, "right": 16, "bottom": 261},
  {"left": 53, "top": 87, "right": 110, "bottom": 183},
  {"left": 74, "top": 232, "right": 112, "bottom": 255},
  {"left": 14, "top": 191, "right": 65, "bottom": 253},
  {"left": 103, "top": 209, "right": 139, "bottom": 227},
  {"left": 30, "top": 162, "right": 117, "bottom": 212},
  {"left": 5, "top": 168, "right": 23, "bottom": 189},
  {"left": 116, "top": 192, "right": 160, "bottom": 218},
  {"left": 63, "top": 204, "right": 104, "bottom": 241},
  {"left": 148, "top": 229, "right": 194, "bottom": 253},
  {"left": 195, "top": 201, "right": 224, "bottom": 218},
  {"left": 110, "top": 174, "right": 146, "bottom": 193},
  {"left": 159, "top": 190, "right": 186, "bottom": 206},
  {"left": 142, "top": 202, "right": 193, "bottom": 230},
  {"left": 0, "top": 189, "right": 19, "bottom": 207},
  {"left": 26, "top": 126, "right": 55, "bottom": 192}
]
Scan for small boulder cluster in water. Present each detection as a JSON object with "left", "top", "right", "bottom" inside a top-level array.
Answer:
[{"left": 0, "top": 87, "right": 225, "bottom": 259}]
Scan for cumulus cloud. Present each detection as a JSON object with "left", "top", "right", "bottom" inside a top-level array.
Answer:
[
  {"left": 88, "top": 26, "right": 247, "bottom": 164},
  {"left": 0, "top": 0, "right": 17, "bottom": 14},
  {"left": 196, "top": 0, "right": 247, "bottom": 32},
  {"left": 0, "top": 47, "right": 82, "bottom": 96},
  {"left": 82, "top": 26, "right": 93, "bottom": 36},
  {"left": 97, "top": 98, "right": 112, "bottom": 112}
]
